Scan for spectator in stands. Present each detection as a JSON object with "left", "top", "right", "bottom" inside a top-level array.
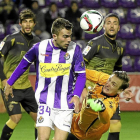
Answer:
[
  {"left": 65, "top": 1, "right": 83, "bottom": 40},
  {"left": 31, "top": 0, "right": 50, "bottom": 40},
  {"left": 44, "top": 2, "right": 61, "bottom": 37},
  {"left": 0, "top": 0, "right": 18, "bottom": 25},
  {"left": 22, "top": 0, "right": 32, "bottom": 9}
]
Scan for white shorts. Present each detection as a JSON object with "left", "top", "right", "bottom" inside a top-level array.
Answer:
[{"left": 36, "top": 103, "right": 73, "bottom": 132}]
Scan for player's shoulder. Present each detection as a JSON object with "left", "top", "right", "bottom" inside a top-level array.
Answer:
[
  {"left": 116, "top": 40, "right": 124, "bottom": 48},
  {"left": 92, "top": 34, "right": 104, "bottom": 41},
  {"left": 70, "top": 41, "right": 77, "bottom": 46},
  {"left": 87, "top": 34, "right": 104, "bottom": 46},
  {"left": 36, "top": 39, "right": 51, "bottom": 48},
  {"left": 69, "top": 41, "right": 80, "bottom": 49},
  {"left": 4, "top": 31, "right": 20, "bottom": 40},
  {"left": 33, "top": 34, "right": 41, "bottom": 42},
  {"left": 10, "top": 31, "right": 21, "bottom": 37}
]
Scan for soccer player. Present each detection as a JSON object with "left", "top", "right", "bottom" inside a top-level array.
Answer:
[
  {"left": 0, "top": 9, "right": 40, "bottom": 140},
  {"left": 67, "top": 69, "right": 130, "bottom": 140},
  {"left": 4, "top": 18, "right": 86, "bottom": 140},
  {"left": 81, "top": 13, "right": 132, "bottom": 140}
]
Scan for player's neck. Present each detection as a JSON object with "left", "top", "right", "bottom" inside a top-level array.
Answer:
[
  {"left": 52, "top": 39, "right": 59, "bottom": 48},
  {"left": 104, "top": 33, "right": 116, "bottom": 40}
]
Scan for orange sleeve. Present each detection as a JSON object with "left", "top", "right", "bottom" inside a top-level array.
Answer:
[
  {"left": 98, "top": 109, "right": 110, "bottom": 124},
  {"left": 86, "top": 69, "right": 110, "bottom": 85},
  {"left": 98, "top": 98, "right": 118, "bottom": 124}
]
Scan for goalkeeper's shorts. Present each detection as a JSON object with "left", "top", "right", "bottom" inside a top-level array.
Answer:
[{"left": 110, "top": 105, "right": 121, "bottom": 120}]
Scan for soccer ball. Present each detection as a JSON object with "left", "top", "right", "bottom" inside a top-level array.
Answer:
[{"left": 80, "top": 10, "right": 104, "bottom": 34}]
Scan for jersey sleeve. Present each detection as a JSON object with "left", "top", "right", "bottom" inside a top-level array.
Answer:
[
  {"left": 86, "top": 69, "right": 110, "bottom": 85},
  {"left": 99, "top": 98, "right": 118, "bottom": 123},
  {"left": 82, "top": 39, "right": 98, "bottom": 64},
  {"left": 74, "top": 45, "right": 86, "bottom": 73},
  {"left": 0, "top": 35, "right": 14, "bottom": 58},
  {"left": 23, "top": 42, "right": 39, "bottom": 63},
  {"left": 72, "top": 45, "right": 86, "bottom": 97}
]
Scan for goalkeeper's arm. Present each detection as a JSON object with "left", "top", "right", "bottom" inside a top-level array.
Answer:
[
  {"left": 87, "top": 99, "right": 106, "bottom": 112},
  {"left": 87, "top": 99, "right": 110, "bottom": 124}
]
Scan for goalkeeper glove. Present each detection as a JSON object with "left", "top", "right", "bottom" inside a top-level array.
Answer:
[{"left": 87, "top": 99, "right": 106, "bottom": 112}]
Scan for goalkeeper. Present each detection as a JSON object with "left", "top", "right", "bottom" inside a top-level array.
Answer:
[{"left": 67, "top": 69, "right": 130, "bottom": 140}]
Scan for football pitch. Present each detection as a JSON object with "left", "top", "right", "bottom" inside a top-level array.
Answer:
[{"left": 0, "top": 112, "right": 140, "bottom": 140}]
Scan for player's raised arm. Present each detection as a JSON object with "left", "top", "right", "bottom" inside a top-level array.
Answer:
[{"left": 86, "top": 69, "right": 109, "bottom": 85}]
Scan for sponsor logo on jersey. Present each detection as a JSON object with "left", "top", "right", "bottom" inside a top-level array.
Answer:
[
  {"left": 63, "top": 124, "right": 70, "bottom": 127},
  {"left": 40, "top": 63, "right": 71, "bottom": 78},
  {"left": 102, "top": 46, "right": 109, "bottom": 49},
  {"left": 82, "top": 46, "right": 91, "bottom": 55},
  {"left": 41, "top": 53, "right": 49, "bottom": 57},
  {"left": 81, "top": 61, "right": 85, "bottom": 68},
  {"left": 64, "top": 53, "right": 70, "bottom": 60},
  {"left": 0, "top": 41, "right": 5, "bottom": 50},
  {"left": 16, "top": 42, "right": 24, "bottom": 45},
  {"left": 38, "top": 116, "right": 44, "bottom": 123},
  {"left": 109, "top": 101, "right": 113, "bottom": 108}
]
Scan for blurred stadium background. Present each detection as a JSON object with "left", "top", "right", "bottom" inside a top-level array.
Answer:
[{"left": 0, "top": 0, "right": 140, "bottom": 139}]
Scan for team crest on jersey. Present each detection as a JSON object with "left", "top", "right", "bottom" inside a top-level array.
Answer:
[
  {"left": 0, "top": 41, "right": 5, "bottom": 50},
  {"left": 81, "top": 61, "right": 85, "bottom": 68},
  {"left": 109, "top": 101, "right": 113, "bottom": 108},
  {"left": 83, "top": 46, "right": 91, "bottom": 55},
  {"left": 89, "top": 41, "right": 93, "bottom": 46},
  {"left": 117, "top": 47, "right": 120, "bottom": 55},
  {"left": 38, "top": 116, "right": 44, "bottom": 123},
  {"left": 64, "top": 53, "right": 70, "bottom": 60}
]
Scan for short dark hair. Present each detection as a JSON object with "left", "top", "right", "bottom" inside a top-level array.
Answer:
[
  {"left": 113, "top": 71, "right": 129, "bottom": 90},
  {"left": 51, "top": 18, "right": 73, "bottom": 35},
  {"left": 19, "top": 9, "right": 36, "bottom": 23},
  {"left": 49, "top": 2, "right": 57, "bottom": 8},
  {"left": 104, "top": 13, "right": 120, "bottom": 24},
  {"left": 71, "top": 1, "right": 78, "bottom": 6}
]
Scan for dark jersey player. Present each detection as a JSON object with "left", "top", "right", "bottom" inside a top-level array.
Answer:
[
  {"left": 82, "top": 13, "right": 123, "bottom": 140},
  {"left": 0, "top": 9, "right": 40, "bottom": 140}
]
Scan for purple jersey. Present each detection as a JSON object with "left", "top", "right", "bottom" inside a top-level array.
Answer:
[{"left": 22, "top": 39, "right": 85, "bottom": 109}]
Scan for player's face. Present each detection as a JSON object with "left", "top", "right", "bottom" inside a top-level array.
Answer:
[
  {"left": 19, "top": 18, "right": 35, "bottom": 35},
  {"left": 53, "top": 28, "right": 72, "bottom": 49},
  {"left": 103, "top": 74, "right": 123, "bottom": 96},
  {"left": 104, "top": 17, "right": 120, "bottom": 39}
]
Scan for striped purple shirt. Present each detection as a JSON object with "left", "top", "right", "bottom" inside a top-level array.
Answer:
[{"left": 8, "top": 39, "right": 86, "bottom": 110}]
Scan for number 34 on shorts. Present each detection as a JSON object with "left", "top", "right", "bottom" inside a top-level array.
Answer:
[{"left": 37, "top": 104, "right": 51, "bottom": 124}]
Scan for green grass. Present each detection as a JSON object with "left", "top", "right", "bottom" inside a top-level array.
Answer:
[{"left": 0, "top": 112, "right": 140, "bottom": 140}]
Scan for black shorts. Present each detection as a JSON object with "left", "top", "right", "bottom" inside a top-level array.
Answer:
[
  {"left": 110, "top": 105, "right": 121, "bottom": 120},
  {"left": 1, "top": 87, "right": 38, "bottom": 116}
]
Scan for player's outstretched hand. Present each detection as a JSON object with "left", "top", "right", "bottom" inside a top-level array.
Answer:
[
  {"left": 69, "top": 96, "right": 80, "bottom": 113},
  {"left": 87, "top": 99, "right": 106, "bottom": 112},
  {"left": 123, "top": 88, "right": 133, "bottom": 101},
  {"left": 4, "top": 82, "right": 13, "bottom": 101}
]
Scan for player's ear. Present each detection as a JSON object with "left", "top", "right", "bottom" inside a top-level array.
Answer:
[
  {"left": 19, "top": 22, "right": 21, "bottom": 26},
  {"left": 52, "top": 34, "right": 57, "bottom": 41},
  {"left": 118, "top": 25, "right": 120, "bottom": 31},
  {"left": 103, "top": 25, "right": 105, "bottom": 30},
  {"left": 117, "top": 88, "right": 123, "bottom": 95}
]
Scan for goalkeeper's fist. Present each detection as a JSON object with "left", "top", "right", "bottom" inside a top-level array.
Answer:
[{"left": 87, "top": 99, "right": 106, "bottom": 112}]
